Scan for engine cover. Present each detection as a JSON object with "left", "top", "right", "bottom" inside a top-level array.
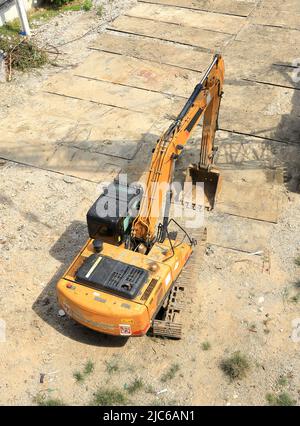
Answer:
[{"left": 76, "top": 254, "right": 149, "bottom": 299}]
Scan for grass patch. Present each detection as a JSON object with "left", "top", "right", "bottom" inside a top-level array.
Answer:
[
  {"left": 125, "top": 378, "right": 144, "bottom": 395},
  {"left": 0, "top": 2, "right": 91, "bottom": 37},
  {"left": 84, "top": 359, "right": 95, "bottom": 375},
  {"left": 294, "top": 256, "right": 300, "bottom": 266},
  {"left": 289, "top": 282, "right": 300, "bottom": 303},
  {"left": 266, "top": 392, "right": 296, "bottom": 406},
  {"left": 220, "top": 351, "right": 250, "bottom": 381},
  {"left": 0, "top": 37, "right": 48, "bottom": 74},
  {"left": 82, "top": 0, "right": 93, "bottom": 11},
  {"left": 0, "top": 21, "right": 20, "bottom": 36},
  {"left": 201, "top": 341, "right": 211, "bottom": 351},
  {"left": 294, "top": 280, "right": 300, "bottom": 289},
  {"left": 290, "top": 293, "right": 300, "bottom": 304},
  {"left": 105, "top": 359, "right": 119, "bottom": 374},
  {"left": 145, "top": 384, "right": 156, "bottom": 394},
  {"left": 73, "top": 370, "right": 85, "bottom": 383},
  {"left": 92, "top": 388, "right": 127, "bottom": 406},
  {"left": 38, "top": 397, "right": 66, "bottom": 406},
  {"left": 161, "top": 363, "right": 180, "bottom": 382},
  {"left": 73, "top": 359, "right": 95, "bottom": 383},
  {"left": 34, "top": 393, "right": 66, "bottom": 406},
  {"left": 96, "top": 5, "right": 104, "bottom": 16},
  {"left": 276, "top": 375, "right": 289, "bottom": 387}
]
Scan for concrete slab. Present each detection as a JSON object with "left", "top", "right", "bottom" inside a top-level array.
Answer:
[
  {"left": 75, "top": 50, "right": 201, "bottom": 98},
  {"left": 220, "top": 80, "right": 300, "bottom": 144},
  {"left": 259, "top": 0, "right": 300, "bottom": 12},
  {"left": 108, "top": 15, "right": 233, "bottom": 50},
  {"left": 140, "top": 0, "right": 257, "bottom": 17},
  {"left": 0, "top": 92, "right": 157, "bottom": 161},
  {"left": 44, "top": 74, "right": 184, "bottom": 117},
  {"left": 127, "top": 3, "right": 246, "bottom": 34},
  {"left": 206, "top": 212, "right": 274, "bottom": 252},
  {"left": 235, "top": 24, "right": 300, "bottom": 57},
  {"left": 223, "top": 41, "right": 300, "bottom": 89},
  {"left": 90, "top": 32, "right": 212, "bottom": 72},
  {"left": 46, "top": 146, "right": 124, "bottom": 182},
  {"left": 0, "top": 95, "right": 108, "bottom": 170},
  {"left": 216, "top": 131, "right": 300, "bottom": 172},
  {"left": 0, "top": 89, "right": 163, "bottom": 181},
  {"left": 55, "top": 108, "right": 158, "bottom": 160},
  {"left": 89, "top": 27, "right": 300, "bottom": 95},
  {"left": 217, "top": 169, "right": 282, "bottom": 223},
  {"left": 251, "top": 8, "right": 300, "bottom": 30}
]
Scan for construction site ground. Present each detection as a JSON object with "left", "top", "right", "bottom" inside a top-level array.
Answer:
[{"left": 0, "top": 0, "right": 300, "bottom": 406}]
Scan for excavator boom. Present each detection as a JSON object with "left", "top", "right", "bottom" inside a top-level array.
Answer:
[{"left": 131, "top": 54, "right": 224, "bottom": 243}]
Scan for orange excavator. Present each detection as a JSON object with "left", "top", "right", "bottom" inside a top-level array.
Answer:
[{"left": 56, "top": 54, "right": 224, "bottom": 339}]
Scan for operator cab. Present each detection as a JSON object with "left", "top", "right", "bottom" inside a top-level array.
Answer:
[{"left": 86, "top": 178, "right": 143, "bottom": 245}]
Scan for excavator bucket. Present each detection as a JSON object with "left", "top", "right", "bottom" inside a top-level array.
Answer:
[{"left": 186, "top": 165, "right": 222, "bottom": 210}]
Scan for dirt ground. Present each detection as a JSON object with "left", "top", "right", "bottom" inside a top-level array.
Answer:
[{"left": 0, "top": 0, "right": 300, "bottom": 406}]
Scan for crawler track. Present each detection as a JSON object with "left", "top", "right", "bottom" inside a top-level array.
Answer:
[{"left": 152, "top": 227, "right": 207, "bottom": 339}]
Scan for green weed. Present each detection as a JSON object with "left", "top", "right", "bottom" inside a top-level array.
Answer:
[
  {"left": 92, "top": 388, "right": 127, "bottom": 406},
  {"left": 161, "top": 363, "right": 180, "bottom": 382},
  {"left": 266, "top": 392, "right": 296, "bottom": 406},
  {"left": 220, "top": 351, "right": 250, "bottom": 381}
]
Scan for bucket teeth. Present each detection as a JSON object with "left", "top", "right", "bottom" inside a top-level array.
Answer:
[{"left": 185, "top": 165, "right": 222, "bottom": 210}]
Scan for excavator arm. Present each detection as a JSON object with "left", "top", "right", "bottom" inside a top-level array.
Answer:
[{"left": 131, "top": 54, "right": 224, "bottom": 246}]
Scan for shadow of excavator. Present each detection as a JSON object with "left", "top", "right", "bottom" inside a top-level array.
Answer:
[{"left": 212, "top": 63, "right": 300, "bottom": 193}]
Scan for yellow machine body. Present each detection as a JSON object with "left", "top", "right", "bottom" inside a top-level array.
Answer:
[
  {"left": 56, "top": 55, "right": 225, "bottom": 338},
  {"left": 57, "top": 238, "right": 192, "bottom": 336}
]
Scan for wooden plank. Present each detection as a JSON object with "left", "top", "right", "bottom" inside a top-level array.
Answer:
[
  {"left": 206, "top": 213, "right": 274, "bottom": 253},
  {"left": 222, "top": 22, "right": 300, "bottom": 88},
  {"left": 216, "top": 169, "right": 281, "bottom": 223},
  {"left": 258, "top": 0, "right": 300, "bottom": 13},
  {"left": 0, "top": 138, "right": 57, "bottom": 172},
  {"left": 250, "top": 6, "right": 300, "bottom": 30},
  {"left": 75, "top": 50, "right": 201, "bottom": 98},
  {"left": 217, "top": 182, "right": 280, "bottom": 223},
  {"left": 44, "top": 74, "right": 185, "bottom": 118},
  {"left": 88, "top": 30, "right": 300, "bottom": 104},
  {"left": 108, "top": 15, "right": 232, "bottom": 50},
  {"left": 90, "top": 32, "right": 212, "bottom": 72},
  {"left": 236, "top": 24, "right": 300, "bottom": 56},
  {"left": 0, "top": 94, "right": 110, "bottom": 165},
  {"left": 128, "top": 3, "right": 245, "bottom": 34},
  {"left": 139, "top": 0, "right": 257, "bottom": 17},
  {"left": 0, "top": 92, "right": 157, "bottom": 161},
  {"left": 223, "top": 40, "right": 300, "bottom": 89},
  {"left": 0, "top": 87, "right": 168, "bottom": 184},
  {"left": 54, "top": 108, "right": 157, "bottom": 161},
  {"left": 220, "top": 80, "right": 300, "bottom": 144},
  {"left": 46, "top": 146, "right": 123, "bottom": 182},
  {"left": 216, "top": 131, "right": 300, "bottom": 171}
]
